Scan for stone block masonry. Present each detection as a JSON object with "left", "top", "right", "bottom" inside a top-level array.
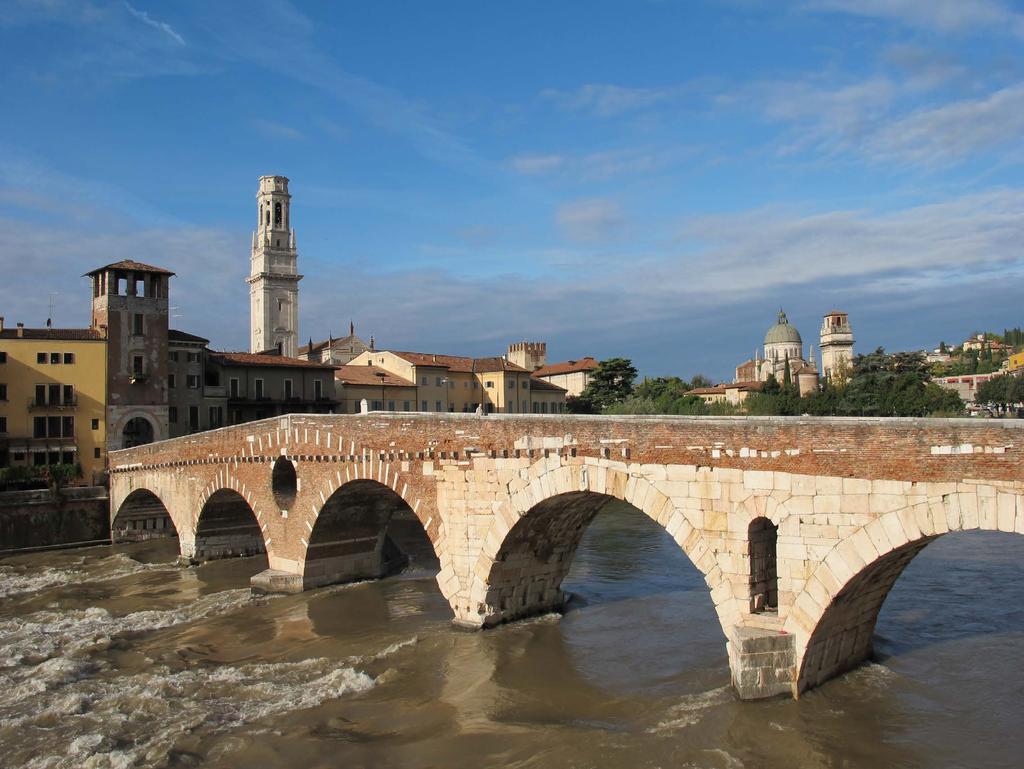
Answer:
[
  {"left": 0, "top": 486, "right": 110, "bottom": 553},
  {"left": 108, "top": 413, "right": 1024, "bottom": 699}
]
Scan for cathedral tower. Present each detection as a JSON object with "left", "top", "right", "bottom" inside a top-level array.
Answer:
[
  {"left": 248, "top": 175, "right": 302, "bottom": 357},
  {"left": 820, "top": 310, "right": 854, "bottom": 382}
]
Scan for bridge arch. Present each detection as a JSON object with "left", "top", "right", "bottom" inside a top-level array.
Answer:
[
  {"left": 469, "top": 461, "right": 723, "bottom": 628},
  {"left": 786, "top": 485, "right": 1024, "bottom": 694},
  {"left": 193, "top": 487, "right": 267, "bottom": 561},
  {"left": 112, "top": 488, "right": 177, "bottom": 542},
  {"left": 303, "top": 476, "right": 443, "bottom": 592}
]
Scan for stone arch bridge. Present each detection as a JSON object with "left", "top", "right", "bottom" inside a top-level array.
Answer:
[{"left": 109, "top": 413, "right": 1024, "bottom": 699}]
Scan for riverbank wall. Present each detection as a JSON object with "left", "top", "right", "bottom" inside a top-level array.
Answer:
[{"left": 0, "top": 486, "right": 110, "bottom": 554}]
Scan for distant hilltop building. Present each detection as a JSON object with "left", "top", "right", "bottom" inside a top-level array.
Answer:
[
  {"left": 819, "top": 310, "right": 855, "bottom": 381},
  {"left": 248, "top": 175, "right": 301, "bottom": 358},
  {"left": 734, "top": 309, "right": 853, "bottom": 396}
]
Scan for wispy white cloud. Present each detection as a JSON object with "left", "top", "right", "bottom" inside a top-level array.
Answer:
[
  {"left": 556, "top": 198, "right": 625, "bottom": 243},
  {"left": 540, "top": 82, "right": 700, "bottom": 117},
  {"left": 672, "top": 189, "right": 1024, "bottom": 295},
  {"left": 881, "top": 44, "right": 965, "bottom": 91},
  {"left": 807, "top": 0, "right": 1024, "bottom": 37},
  {"left": 510, "top": 153, "right": 565, "bottom": 175},
  {"left": 123, "top": 2, "right": 185, "bottom": 46},
  {"left": 251, "top": 119, "right": 305, "bottom": 141},
  {"left": 863, "top": 83, "right": 1024, "bottom": 166},
  {"left": 511, "top": 145, "right": 698, "bottom": 181}
]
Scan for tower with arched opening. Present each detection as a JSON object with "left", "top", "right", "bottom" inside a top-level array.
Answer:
[{"left": 248, "top": 175, "right": 302, "bottom": 358}]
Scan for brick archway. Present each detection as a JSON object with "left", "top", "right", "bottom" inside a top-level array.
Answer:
[{"left": 302, "top": 473, "right": 448, "bottom": 593}]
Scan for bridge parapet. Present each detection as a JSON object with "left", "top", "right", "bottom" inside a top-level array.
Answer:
[{"left": 108, "top": 413, "right": 1024, "bottom": 699}]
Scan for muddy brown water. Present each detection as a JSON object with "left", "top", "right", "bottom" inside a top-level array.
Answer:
[{"left": 1, "top": 500, "right": 1023, "bottom": 768}]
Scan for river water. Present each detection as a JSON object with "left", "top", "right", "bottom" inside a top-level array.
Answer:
[{"left": 2, "top": 501, "right": 1022, "bottom": 769}]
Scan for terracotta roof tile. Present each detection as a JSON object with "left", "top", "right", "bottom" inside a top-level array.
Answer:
[
  {"left": 528, "top": 378, "right": 567, "bottom": 392},
  {"left": 386, "top": 351, "right": 528, "bottom": 373},
  {"left": 168, "top": 329, "right": 209, "bottom": 344},
  {"left": 335, "top": 365, "right": 415, "bottom": 387},
  {"left": 85, "top": 259, "right": 174, "bottom": 276},
  {"left": 209, "top": 351, "right": 336, "bottom": 370},
  {"left": 532, "top": 357, "right": 600, "bottom": 377},
  {"left": 0, "top": 327, "right": 103, "bottom": 341}
]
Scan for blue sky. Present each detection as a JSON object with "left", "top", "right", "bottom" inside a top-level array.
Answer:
[{"left": 2, "top": 0, "right": 1023, "bottom": 380}]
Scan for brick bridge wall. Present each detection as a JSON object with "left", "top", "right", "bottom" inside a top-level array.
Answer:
[{"left": 108, "top": 413, "right": 1024, "bottom": 699}]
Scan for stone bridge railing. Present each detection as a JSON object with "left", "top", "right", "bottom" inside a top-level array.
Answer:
[{"left": 108, "top": 413, "right": 1024, "bottom": 699}]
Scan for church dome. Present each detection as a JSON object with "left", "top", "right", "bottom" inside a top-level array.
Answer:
[{"left": 764, "top": 311, "right": 802, "bottom": 346}]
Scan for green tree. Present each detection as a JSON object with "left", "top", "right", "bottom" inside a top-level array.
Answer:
[{"left": 581, "top": 357, "right": 638, "bottom": 411}]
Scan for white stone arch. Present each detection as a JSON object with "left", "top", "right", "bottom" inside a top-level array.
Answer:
[
  {"left": 467, "top": 458, "right": 726, "bottom": 629},
  {"left": 784, "top": 482, "right": 1024, "bottom": 694}
]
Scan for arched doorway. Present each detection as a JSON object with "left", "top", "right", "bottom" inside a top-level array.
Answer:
[
  {"left": 305, "top": 479, "right": 437, "bottom": 590},
  {"left": 112, "top": 488, "right": 177, "bottom": 542},
  {"left": 122, "top": 417, "right": 154, "bottom": 448},
  {"left": 194, "top": 489, "right": 266, "bottom": 561},
  {"left": 748, "top": 517, "right": 778, "bottom": 613}
]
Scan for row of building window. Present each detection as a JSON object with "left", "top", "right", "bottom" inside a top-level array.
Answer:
[
  {"left": 32, "top": 415, "right": 76, "bottom": 438},
  {"left": 33, "top": 352, "right": 76, "bottom": 365},
  {"left": 169, "top": 405, "right": 224, "bottom": 430},
  {"left": 414, "top": 376, "right": 531, "bottom": 391},
  {"left": 168, "top": 351, "right": 201, "bottom": 363},
  {"left": 0, "top": 384, "right": 81, "bottom": 405},
  {"left": 168, "top": 374, "right": 202, "bottom": 389},
  {"left": 173, "top": 377, "right": 325, "bottom": 400}
]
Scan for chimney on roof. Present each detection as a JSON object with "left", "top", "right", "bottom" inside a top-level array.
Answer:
[
  {"left": 16, "top": 322, "right": 24, "bottom": 338},
  {"left": 0, "top": 317, "right": 4, "bottom": 332}
]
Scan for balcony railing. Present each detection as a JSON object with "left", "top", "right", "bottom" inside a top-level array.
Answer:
[{"left": 27, "top": 397, "right": 78, "bottom": 411}]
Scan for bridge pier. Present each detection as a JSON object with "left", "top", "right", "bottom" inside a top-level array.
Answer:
[{"left": 728, "top": 625, "right": 797, "bottom": 699}]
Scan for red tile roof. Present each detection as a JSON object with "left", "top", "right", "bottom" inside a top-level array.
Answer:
[
  {"left": 209, "top": 351, "right": 336, "bottom": 369},
  {"left": 529, "top": 377, "right": 567, "bottom": 392},
  {"left": 0, "top": 327, "right": 103, "bottom": 341},
  {"left": 387, "top": 351, "right": 529, "bottom": 373},
  {"left": 335, "top": 364, "right": 414, "bottom": 387},
  {"left": 85, "top": 259, "right": 175, "bottom": 276},
  {"left": 688, "top": 380, "right": 765, "bottom": 396},
  {"left": 532, "top": 357, "right": 600, "bottom": 377},
  {"left": 168, "top": 329, "right": 209, "bottom": 344}
]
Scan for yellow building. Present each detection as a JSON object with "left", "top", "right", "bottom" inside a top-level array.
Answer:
[
  {"left": 348, "top": 349, "right": 566, "bottom": 414},
  {"left": 688, "top": 381, "right": 764, "bottom": 407},
  {"left": 0, "top": 322, "right": 108, "bottom": 484},
  {"left": 530, "top": 357, "right": 599, "bottom": 397},
  {"left": 335, "top": 364, "right": 417, "bottom": 413},
  {"left": 1008, "top": 351, "right": 1024, "bottom": 372}
]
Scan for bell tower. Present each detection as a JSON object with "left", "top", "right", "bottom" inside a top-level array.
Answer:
[
  {"left": 248, "top": 175, "right": 302, "bottom": 357},
  {"left": 820, "top": 310, "right": 854, "bottom": 382}
]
